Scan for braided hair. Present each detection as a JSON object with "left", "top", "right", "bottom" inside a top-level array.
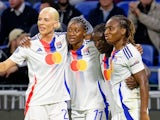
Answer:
[
  {"left": 68, "top": 16, "right": 93, "bottom": 34},
  {"left": 110, "top": 15, "right": 136, "bottom": 46}
]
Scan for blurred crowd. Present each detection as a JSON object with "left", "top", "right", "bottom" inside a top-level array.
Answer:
[{"left": 0, "top": 0, "right": 160, "bottom": 85}]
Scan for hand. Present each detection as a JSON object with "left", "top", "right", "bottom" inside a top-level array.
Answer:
[
  {"left": 19, "top": 36, "right": 31, "bottom": 48},
  {"left": 129, "top": 2, "right": 140, "bottom": 16},
  {"left": 129, "top": 2, "right": 138, "bottom": 10},
  {"left": 140, "top": 111, "right": 150, "bottom": 120},
  {"left": 125, "top": 76, "right": 138, "bottom": 90},
  {"left": 135, "top": 44, "right": 143, "bottom": 55}
]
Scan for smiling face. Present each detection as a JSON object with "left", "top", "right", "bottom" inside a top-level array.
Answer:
[
  {"left": 92, "top": 32, "right": 107, "bottom": 54},
  {"left": 67, "top": 21, "right": 86, "bottom": 50},
  {"left": 92, "top": 24, "right": 113, "bottom": 56},
  {"left": 37, "top": 7, "right": 59, "bottom": 37}
]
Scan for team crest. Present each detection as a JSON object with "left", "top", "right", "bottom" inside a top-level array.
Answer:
[
  {"left": 83, "top": 48, "right": 90, "bottom": 55},
  {"left": 56, "top": 41, "right": 62, "bottom": 49}
]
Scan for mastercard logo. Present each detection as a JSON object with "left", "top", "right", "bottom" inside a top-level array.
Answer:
[
  {"left": 45, "top": 52, "right": 62, "bottom": 65},
  {"left": 103, "top": 69, "right": 111, "bottom": 81},
  {"left": 70, "top": 60, "right": 87, "bottom": 71}
]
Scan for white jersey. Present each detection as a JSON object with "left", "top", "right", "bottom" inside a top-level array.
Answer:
[
  {"left": 109, "top": 43, "right": 145, "bottom": 119},
  {"left": 10, "top": 32, "right": 70, "bottom": 107},
  {"left": 65, "top": 40, "right": 106, "bottom": 111},
  {"left": 99, "top": 54, "right": 115, "bottom": 117}
]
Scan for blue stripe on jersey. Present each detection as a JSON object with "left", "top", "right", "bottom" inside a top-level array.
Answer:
[
  {"left": 49, "top": 37, "right": 56, "bottom": 52},
  {"left": 64, "top": 73, "right": 70, "bottom": 95},
  {"left": 123, "top": 46, "right": 133, "bottom": 60},
  {"left": 98, "top": 81, "right": 109, "bottom": 120},
  {"left": 119, "top": 83, "right": 133, "bottom": 120},
  {"left": 76, "top": 45, "right": 84, "bottom": 59}
]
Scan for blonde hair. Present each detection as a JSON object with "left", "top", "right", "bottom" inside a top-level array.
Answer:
[{"left": 40, "top": 7, "right": 61, "bottom": 29}]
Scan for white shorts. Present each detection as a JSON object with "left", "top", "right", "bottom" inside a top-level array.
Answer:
[
  {"left": 71, "top": 108, "right": 106, "bottom": 120},
  {"left": 24, "top": 101, "right": 69, "bottom": 120},
  {"left": 111, "top": 109, "right": 140, "bottom": 120}
]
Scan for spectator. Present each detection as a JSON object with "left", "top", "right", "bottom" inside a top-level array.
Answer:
[
  {"left": 0, "top": 28, "right": 29, "bottom": 85},
  {"left": 0, "top": 0, "right": 38, "bottom": 45},
  {"left": 0, "top": 1, "right": 7, "bottom": 32},
  {"left": 128, "top": 0, "right": 160, "bottom": 65},
  {"left": 113, "top": 0, "right": 122, "bottom": 4},
  {"left": 69, "top": 0, "right": 85, "bottom": 6},
  {"left": 0, "top": 1, "right": 6, "bottom": 15},
  {"left": 29, "top": 0, "right": 67, "bottom": 37},
  {"left": 39, "top": 0, "right": 56, "bottom": 10},
  {"left": 8, "top": 28, "right": 30, "bottom": 55},
  {"left": 54, "top": 0, "right": 82, "bottom": 26},
  {"left": 87, "top": 0, "right": 126, "bottom": 27}
]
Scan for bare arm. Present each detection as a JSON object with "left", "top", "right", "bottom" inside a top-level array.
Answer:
[
  {"left": 133, "top": 69, "right": 150, "bottom": 120},
  {"left": 126, "top": 63, "right": 150, "bottom": 90},
  {"left": 143, "top": 64, "right": 151, "bottom": 79},
  {"left": 0, "top": 59, "right": 17, "bottom": 73}
]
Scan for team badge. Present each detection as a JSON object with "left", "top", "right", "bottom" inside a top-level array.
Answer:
[
  {"left": 56, "top": 41, "right": 62, "bottom": 49},
  {"left": 83, "top": 48, "right": 90, "bottom": 55}
]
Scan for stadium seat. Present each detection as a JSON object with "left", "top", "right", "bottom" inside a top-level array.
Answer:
[
  {"left": 117, "top": 1, "right": 130, "bottom": 16},
  {"left": 141, "top": 44, "right": 154, "bottom": 66},
  {"left": 33, "top": 2, "right": 41, "bottom": 13},
  {"left": 75, "top": 1, "right": 98, "bottom": 19},
  {"left": 148, "top": 67, "right": 160, "bottom": 90}
]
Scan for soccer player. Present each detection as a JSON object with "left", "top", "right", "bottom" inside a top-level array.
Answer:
[
  {"left": 92, "top": 23, "right": 150, "bottom": 119},
  {"left": 65, "top": 16, "right": 108, "bottom": 120},
  {"left": 104, "top": 15, "right": 150, "bottom": 120},
  {"left": 0, "top": 7, "right": 70, "bottom": 120}
]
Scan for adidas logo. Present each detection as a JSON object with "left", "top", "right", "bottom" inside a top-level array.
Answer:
[{"left": 37, "top": 48, "right": 42, "bottom": 52}]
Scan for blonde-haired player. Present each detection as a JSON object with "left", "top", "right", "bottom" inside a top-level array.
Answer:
[{"left": 0, "top": 7, "right": 70, "bottom": 120}]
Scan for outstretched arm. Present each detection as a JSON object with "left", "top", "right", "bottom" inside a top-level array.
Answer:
[{"left": 0, "top": 59, "right": 17, "bottom": 73}]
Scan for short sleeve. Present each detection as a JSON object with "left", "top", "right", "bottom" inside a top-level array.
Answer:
[
  {"left": 9, "top": 47, "right": 27, "bottom": 66},
  {"left": 125, "top": 45, "right": 144, "bottom": 74}
]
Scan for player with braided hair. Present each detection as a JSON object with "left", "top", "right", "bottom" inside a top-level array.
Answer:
[
  {"left": 104, "top": 15, "right": 150, "bottom": 120},
  {"left": 65, "top": 16, "right": 108, "bottom": 120}
]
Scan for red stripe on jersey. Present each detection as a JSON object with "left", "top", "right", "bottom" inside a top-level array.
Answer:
[
  {"left": 71, "top": 50, "right": 78, "bottom": 59},
  {"left": 24, "top": 76, "right": 37, "bottom": 115},
  {"left": 40, "top": 40, "right": 51, "bottom": 52}
]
